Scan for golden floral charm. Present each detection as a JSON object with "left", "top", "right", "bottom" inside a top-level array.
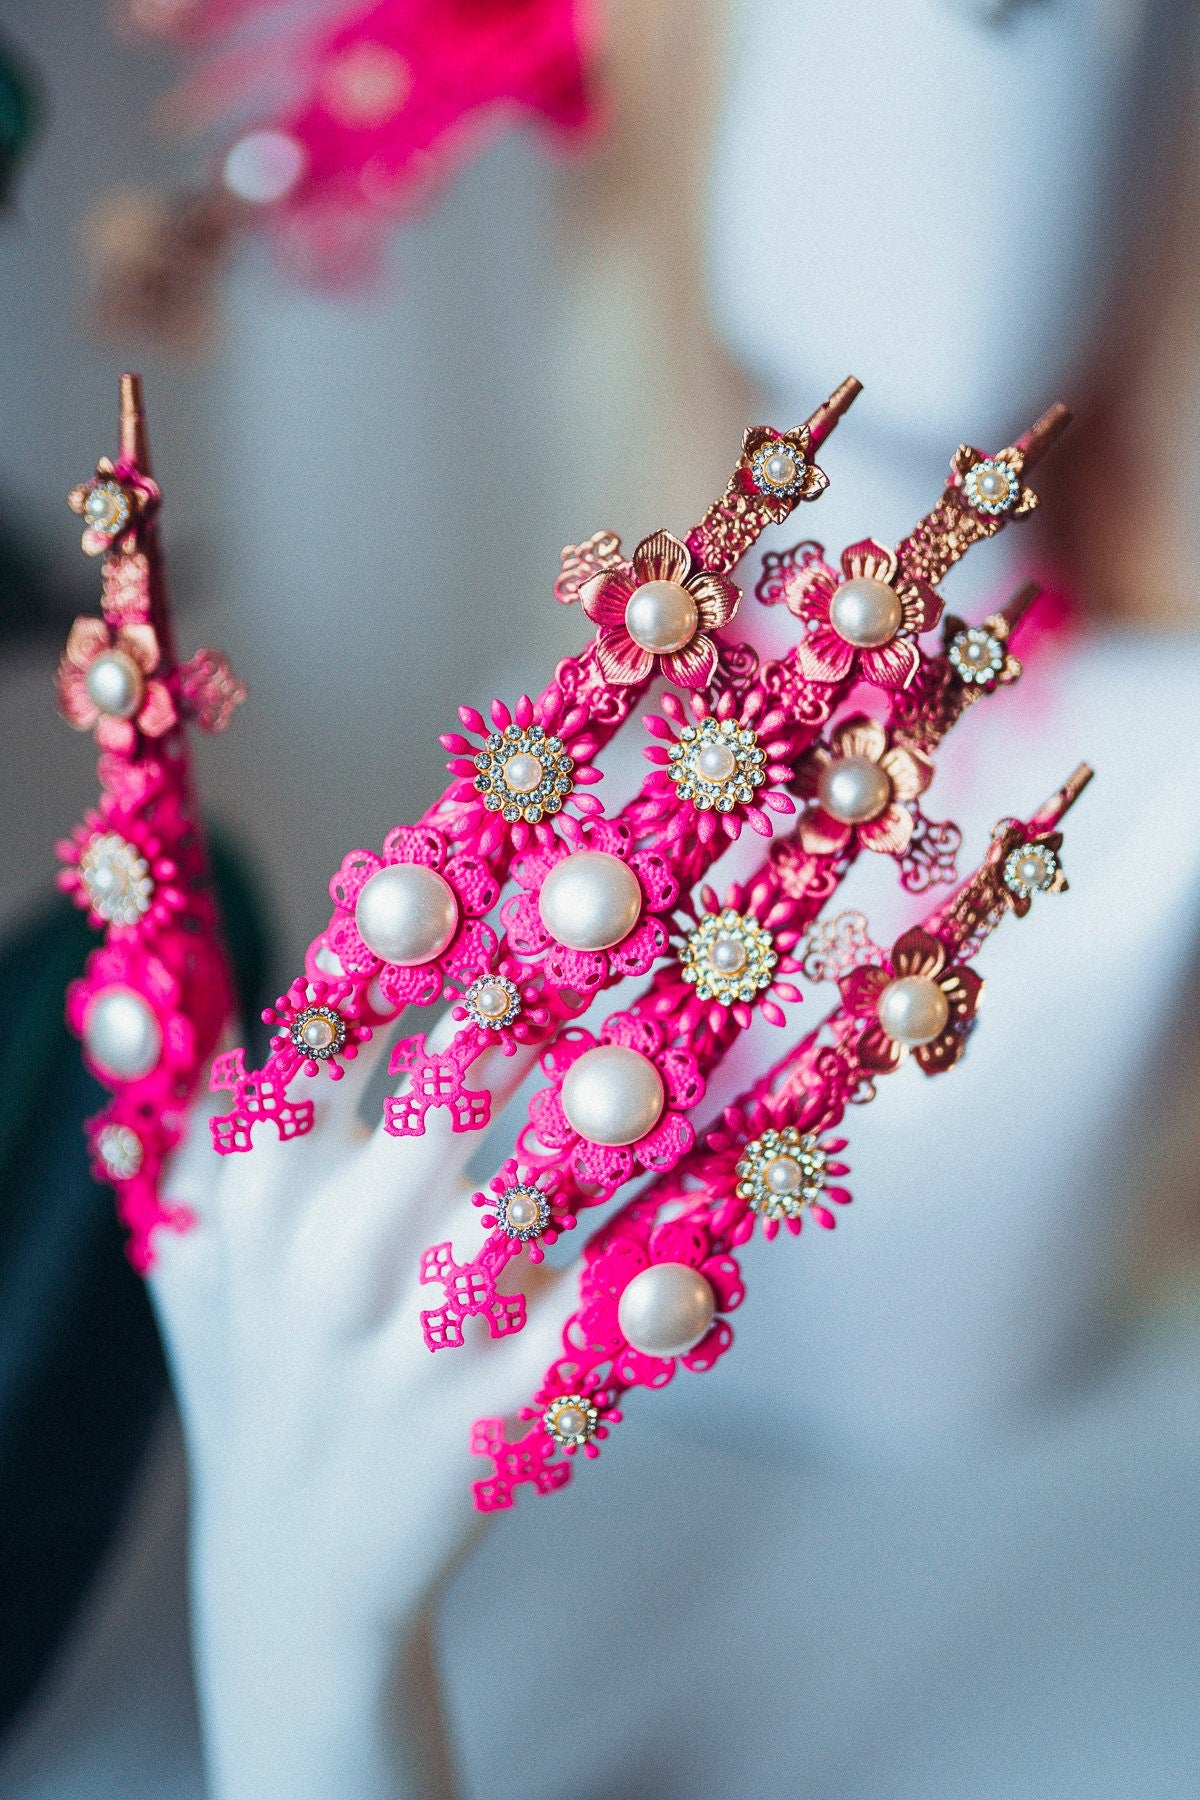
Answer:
[
  {"left": 798, "top": 716, "right": 933, "bottom": 858},
  {"left": 736, "top": 1127, "right": 830, "bottom": 1223},
  {"left": 473, "top": 723, "right": 574, "bottom": 825},
  {"left": 580, "top": 529, "right": 740, "bottom": 689},
  {"left": 666, "top": 716, "right": 766, "bottom": 813},
  {"left": 1002, "top": 839, "right": 1062, "bottom": 902},
  {"left": 952, "top": 443, "right": 1037, "bottom": 522},
  {"left": 742, "top": 424, "right": 828, "bottom": 511},
  {"left": 839, "top": 927, "right": 983, "bottom": 1076},
  {"left": 681, "top": 908, "right": 777, "bottom": 1006}
]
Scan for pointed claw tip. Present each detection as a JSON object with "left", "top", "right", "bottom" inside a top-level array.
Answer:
[{"left": 119, "top": 372, "right": 150, "bottom": 472}]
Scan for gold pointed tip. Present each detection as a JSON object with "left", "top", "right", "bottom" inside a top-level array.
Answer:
[
  {"left": 1032, "top": 762, "right": 1094, "bottom": 831},
  {"left": 1014, "top": 401, "right": 1072, "bottom": 468},
  {"left": 119, "top": 372, "right": 150, "bottom": 472},
  {"left": 1001, "top": 579, "right": 1042, "bottom": 628},
  {"left": 806, "top": 376, "right": 863, "bottom": 452}
]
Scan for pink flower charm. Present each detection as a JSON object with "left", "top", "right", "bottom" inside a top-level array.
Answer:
[
  {"left": 523, "top": 1011, "right": 704, "bottom": 1193},
  {"left": 705, "top": 1098, "right": 851, "bottom": 1240},
  {"left": 440, "top": 689, "right": 603, "bottom": 854},
  {"left": 471, "top": 1159, "right": 571, "bottom": 1265},
  {"left": 66, "top": 939, "right": 197, "bottom": 1097},
  {"left": 839, "top": 927, "right": 983, "bottom": 1076},
  {"left": 577, "top": 1211, "right": 743, "bottom": 1388},
  {"left": 56, "top": 616, "right": 177, "bottom": 753},
  {"left": 501, "top": 818, "right": 677, "bottom": 1000},
  {"left": 676, "top": 878, "right": 803, "bottom": 1033},
  {"left": 769, "top": 538, "right": 942, "bottom": 691},
  {"left": 580, "top": 528, "right": 740, "bottom": 689},
  {"left": 176, "top": 648, "right": 247, "bottom": 733},
  {"left": 642, "top": 685, "right": 797, "bottom": 846},
  {"left": 56, "top": 804, "right": 187, "bottom": 936},
  {"left": 67, "top": 456, "right": 159, "bottom": 556},
  {"left": 263, "top": 975, "right": 372, "bottom": 1081},
  {"left": 797, "top": 715, "right": 933, "bottom": 859},
  {"left": 326, "top": 824, "right": 498, "bottom": 1013}
]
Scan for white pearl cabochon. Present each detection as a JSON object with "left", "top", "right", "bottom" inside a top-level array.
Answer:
[
  {"left": 537, "top": 850, "right": 642, "bottom": 953},
  {"left": 560, "top": 1045, "right": 665, "bottom": 1147},
  {"left": 354, "top": 862, "right": 459, "bottom": 965},
  {"left": 83, "top": 985, "right": 163, "bottom": 1080},
  {"left": 617, "top": 1261, "right": 716, "bottom": 1358}
]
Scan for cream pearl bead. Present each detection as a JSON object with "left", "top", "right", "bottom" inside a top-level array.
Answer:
[
  {"left": 1013, "top": 852, "right": 1049, "bottom": 888},
  {"left": 764, "top": 1155, "right": 803, "bottom": 1195},
  {"left": 828, "top": 577, "right": 903, "bottom": 648},
  {"left": 877, "top": 974, "right": 950, "bottom": 1046},
  {"left": 83, "top": 986, "right": 163, "bottom": 1079},
  {"left": 301, "top": 1015, "right": 336, "bottom": 1051},
  {"left": 617, "top": 1262, "right": 716, "bottom": 1358},
  {"left": 552, "top": 1404, "right": 588, "bottom": 1440},
  {"left": 762, "top": 448, "right": 798, "bottom": 488},
  {"left": 537, "top": 850, "right": 642, "bottom": 952},
  {"left": 696, "top": 741, "right": 737, "bottom": 783},
  {"left": 473, "top": 980, "right": 511, "bottom": 1020},
  {"left": 354, "top": 863, "right": 459, "bottom": 965},
  {"left": 85, "top": 651, "right": 144, "bottom": 719},
  {"left": 974, "top": 465, "right": 1011, "bottom": 502},
  {"left": 624, "top": 581, "right": 698, "bottom": 655},
  {"left": 818, "top": 755, "right": 892, "bottom": 824},
  {"left": 502, "top": 751, "right": 544, "bottom": 794},
  {"left": 503, "top": 1190, "right": 541, "bottom": 1232},
  {"left": 709, "top": 934, "right": 748, "bottom": 974},
  {"left": 561, "top": 1045, "right": 665, "bottom": 1146}
]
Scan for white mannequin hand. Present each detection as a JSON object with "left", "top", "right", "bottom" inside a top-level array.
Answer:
[{"left": 149, "top": 1018, "right": 571, "bottom": 1800}]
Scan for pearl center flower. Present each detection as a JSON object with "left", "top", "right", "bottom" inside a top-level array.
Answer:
[
  {"left": 877, "top": 974, "right": 950, "bottom": 1047},
  {"left": 85, "top": 650, "right": 145, "bottom": 719},
  {"left": 828, "top": 577, "right": 903, "bottom": 648},
  {"left": 818, "top": 755, "right": 892, "bottom": 824},
  {"left": 624, "top": 580, "right": 698, "bottom": 655}
]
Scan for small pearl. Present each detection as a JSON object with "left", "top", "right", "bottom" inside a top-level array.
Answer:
[
  {"left": 709, "top": 934, "right": 748, "bottom": 974},
  {"left": 818, "top": 755, "right": 892, "bottom": 824},
  {"left": 223, "top": 129, "right": 306, "bottom": 204},
  {"left": 764, "top": 1155, "right": 803, "bottom": 1195},
  {"left": 1014, "top": 853, "right": 1047, "bottom": 887},
  {"left": 538, "top": 850, "right": 642, "bottom": 952},
  {"left": 301, "top": 1015, "right": 336, "bottom": 1051},
  {"left": 695, "top": 741, "right": 737, "bottom": 783},
  {"left": 84, "top": 484, "right": 127, "bottom": 533},
  {"left": 828, "top": 577, "right": 903, "bottom": 648},
  {"left": 503, "top": 1191, "right": 541, "bottom": 1232},
  {"left": 502, "top": 751, "right": 544, "bottom": 794},
  {"left": 877, "top": 975, "right": 950, "bottom": 1046},
  {"left": 624, "top": 581, "right": 699, "bottom": 655},
  {"left": 84, "top": 986, "right": 163, "bottom": 1080},
  {"left": 762, "top": 448, "right": 798, "bottom": 488},
  {"left": 561, "top": 1044, "right": 665, "bottom": 1146},
  {"left": 975, "top": 466, "right": 1010, "bottom": 501},
  {"left": 354, "top": 863, "right": 459, "bottom": 965},
  {"left": 553, "top": 1404, "right": 587, "bottom": 1439},
  {"left": 473, "top": 980, "right": 511, "bottom": 1020},
  {"left": 85, "top": 651, "right": 144, "bottom": 719},
  {"left": 617, "top": 1262, "right": 717, "bottom": 1357}
]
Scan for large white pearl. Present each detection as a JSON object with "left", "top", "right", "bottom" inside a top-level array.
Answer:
[
  {"left": 85, "top": 651, "right": 144, "bottom": 719},
  {"left": 695, "top": 741, "right": 737, "bottom": 783},
  {"left": 818, "top": 755, "right": 892, "bottom": 824},
  {"left": 354, "top": 863, "right": 459, "bottom": 965},
  {"left": 877, "top": 975, "right": 950, "bottom": 1046},
  {"left": 617, "top": 1262, "right": 716, "bottom": 1357},
  {"left": 502, "top": 751, "right": 544, "bottom": 794},
  {"left": 561, "top": 1045, "right": 665, "bottom": 1146},
  {"left": 828, "top": 577, "right": 903, "bottom": 647},
  {"left": 83, "top": 986, "right": 163, "bottom": 1079},
  {"left": 624, "top": 581, "right": 699, "bottom": 655},
  {"left": 537, "top": 850, "right": 642, "bottom": 952}
]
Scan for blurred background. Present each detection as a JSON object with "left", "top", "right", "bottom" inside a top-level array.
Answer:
[{"left": 2, "top": 1, "right": 1200, "bottom": 1794}]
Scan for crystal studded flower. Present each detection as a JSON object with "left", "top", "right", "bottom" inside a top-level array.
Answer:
[
  {"left": 326, "top": 823, "right": 499, "bottom": 1015},
  {"left": 641, "top": 684, "right": 796, "bottom": 848},
  {"left": 1003, "top": 840, "right": 1060, "bottom": 899},
  {"left": 441, "top": 690, "right": 603, "bottom": 853},
  {"left": 451, "top": 961, "right": 551, "bottom": 1055},
  {"left": 263, "top": 975, "right": 372, "bottom": 1080},
  {"left": 68, "top": 455, "right": 159, "bottom": 556},
  {"left": 542, "top": 1393, "right": 599, "bottom": 1450},
  {"left": 579, "top": 528, "right": 740, "bottom": 689},
  {"left": 762, "top": 537, "right": 942, "bottom": 691},
  {"left": 681, "top": 908, "right": 777, "bottom": 1006},
  {"left": 735, "top": 1126, "right": 851, "bottom": 1235},
  {"left": 740, "top": 424, "right": 828, "bottom": 515},
  {"left": 948, "top": 625, "right": 1004, "bottom": 686},
  {"left": 951, "top": 443, "right": 1037, "bottom": 521},
  {"left": 838, "top": 926, "right": 982, "bottom": 1076},
  {"left": 472, "top": 1159, "right": 569, "bottom": 1264},
  {"left": 56, "top": 616, "right": 177, "bottom": 754},
  {"left": 461, "top": 972, "right": 521, "bottom": 1031},
  {"left": 76, "top": 831, "right": 153, "bottom": 925},
  {"left": 988, "top": 821, "right": 1068, "bottom": 917},
  {"left": 94, "top": 1120, "right": 145, "bottom": 1180},
  {"left": 797, "top": 715, "right": 933, "bottom": 859}
]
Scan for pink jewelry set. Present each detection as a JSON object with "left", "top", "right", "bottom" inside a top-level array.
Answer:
[{"left": 56, "top": 374, "right": 1091, "bottom": 1507}]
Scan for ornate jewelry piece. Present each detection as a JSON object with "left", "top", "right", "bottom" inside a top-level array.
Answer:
[{"left": 56, "top": 379, "right": 1091, "bottom": 1512}]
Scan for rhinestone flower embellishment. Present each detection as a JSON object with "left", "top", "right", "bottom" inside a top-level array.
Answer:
[
  {"left": 735, "top": 1127, "right": 850, "bottom": 1232},
  {"left": 76, "top": 831, "right": 153, "bottom": 925},
  {"left": 472, "top": 1160, "right": 568, "bottom": 1263},
  {"left": 461, "top": 972, "right": 522, "bottom": 1031},
  {"left": 442, "top": 691, "right": 602, "bottom": 852},
  {"left": 68, "top": 456, "right": 158, "bottom": 555},
  {"left": 472, "top": 723, "right": 576, "bottom": 824},
  {"left": 668, "top": 718, "right": 764, "bottom": 812},
  {"left": 542, "top": 1393, "right": 599, "bottom": 1450},
  {"left": 94, "top": 1120, "right": 144, "bottom": 1180},
  {"left": 263, "top": 976, "right": 371, "bottom": 1080},
  {"left": 948, "top": 625, "right": 1004, "bottom": 685},
  {"left": 680, "top": 908, "right": 777, "bottom": 1007},
  {"left": 1003, "top": 840, "right": 1059, "bottom": 899},
  {"left": 952, "top": 444, "right": 1036, "bottom": 520},
  {"left": 741, "top": 424, "right": 828, "bottom": 513},
  {"left": 643, "top": 686, "right": 796, "bottom": 847},
  {"left": 580, "top": 528, "right": 740, "bottom": 689},
  {"left": 765, "top": 537, "right": 942, "bottom": 691}
]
